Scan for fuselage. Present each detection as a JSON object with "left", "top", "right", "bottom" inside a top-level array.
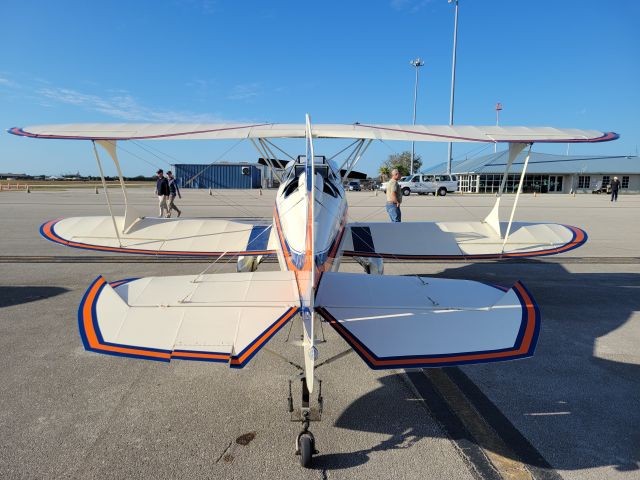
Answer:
[
  {"left": 270, "top": 155, "right": 348, "bottom": 389},
  {"left": 272, "top": 156, "right": 348, "bottom": 294}
]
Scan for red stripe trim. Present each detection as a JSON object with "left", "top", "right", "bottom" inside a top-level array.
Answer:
[
  {"left": 355, "top": 125, "right": 619, "bottom": 144},
  {"left": 9, "top": 124, "right": 272, "bottom": 141}
]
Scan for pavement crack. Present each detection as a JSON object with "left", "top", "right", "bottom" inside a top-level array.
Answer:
[{"left": 215, "top": 441, "right": 233, "bottom": 464}]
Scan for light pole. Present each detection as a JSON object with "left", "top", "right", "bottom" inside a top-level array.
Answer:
[
  {"left": 447, "top": 0, "right": 459, "bottom": 175},
  {"left": 410, "top": 58, "right": 424, "bottom": 176},
  {"left": 495, "top": 102, "right": 502, "bottom": 153}
]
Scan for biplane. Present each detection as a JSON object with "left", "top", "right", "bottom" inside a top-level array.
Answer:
[{"left": 9, "top": 118, "right": 617, "bottom": 466}]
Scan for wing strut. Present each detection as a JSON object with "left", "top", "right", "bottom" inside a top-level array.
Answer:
[
  {"left": 342, "top": 139, "right": 372, "bottom": 181},
  {"left": 249, "top": 138, "right": 283, "bottom": 185},
  {"left": 483, "top": 142, "right": 527, "bottom": 237},
  {"left": 95, "top": 140, "right": 141, "bottom": 233},
  {"left": 91, "top": 141, "right": 122, "bottom": 247},
  {"left": 258, "top": 138, "right": 285, "bottom": 184},
  {"left": 502, "top": 144, "right": 533, "bottom": 252}
]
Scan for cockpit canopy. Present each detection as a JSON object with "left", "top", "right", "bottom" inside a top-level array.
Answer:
[{"left": 281, "top": 155, "right": 342, "bottom": 198}]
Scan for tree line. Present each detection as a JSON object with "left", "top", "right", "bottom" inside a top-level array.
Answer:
[{"left": 378, "top": 151, "right": 422, "bottom": 179}]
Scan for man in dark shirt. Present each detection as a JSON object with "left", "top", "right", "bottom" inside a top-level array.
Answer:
[
  {"left": 166, "top": 171, "right": 182, "bottom": 218},
  {"left": 155, "top": 169, "right": 170, "bottom": 217},
  {"left": 610, "top": 176, "right": 621, "bottom": 202}
]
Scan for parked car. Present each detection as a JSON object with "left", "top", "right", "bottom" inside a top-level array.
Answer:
[
  {"left": 347, "top": 181, "right": 361, "bottom": 191},
  {"left": 381, "top": 174, "right": 458, "bottom": 196},
  {"left": 591, "top": 181, "right": 611, "bottom": 194}
]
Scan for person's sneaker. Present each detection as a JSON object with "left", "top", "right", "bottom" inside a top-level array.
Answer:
[
  {"left": 177, "top": 211, "right": 181, "bottom": 218},
  {"left": 166, "top": 214, "right": 171, "bottom": 218}
]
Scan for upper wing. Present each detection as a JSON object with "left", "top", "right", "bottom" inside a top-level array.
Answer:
[
  {"left": 315, "top": 272, "right": 539, "bottom": 368},
  {"left": 9, "top": 124, "right": 617, "bottom": 143},
  {"left": 340, "top": 221, "right": 587, "bottom": 260},
  {"left": 80, "top": 272, "right": 299, "bottom": 367},
  {"left": 41, "top": 216, "right": 277, "bottom": 256}
]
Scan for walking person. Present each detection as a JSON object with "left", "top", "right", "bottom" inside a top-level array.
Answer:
[
  {"left": 166, "top": 171, "right": 182, "bottom": 218},
  {"left": 610, "top": 176, "right": 620, "bottom": 202},
  {"left": 385, "top": 169, "right": 403, "bottom": 222},
  {"left": 155, "top": 169, "right": 170, "bottom": 218}
]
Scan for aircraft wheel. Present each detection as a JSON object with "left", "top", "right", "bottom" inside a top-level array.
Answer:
[
  {"left": 298, "top": 434, "right": 314, "bottom": 467},
  {"left": 402, "top": 188, "right": 411, "bottom": 196}
]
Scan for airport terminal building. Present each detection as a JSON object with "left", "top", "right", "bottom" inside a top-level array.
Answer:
[{"left": 425, "top": 151, "right": 640, "bottom": 194}]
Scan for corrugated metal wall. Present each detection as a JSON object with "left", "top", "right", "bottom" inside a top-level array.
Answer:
[{"left": 174, "top": 164, "right": 262, "bottom": 189}]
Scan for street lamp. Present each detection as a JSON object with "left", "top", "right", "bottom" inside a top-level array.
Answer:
[
  {"left": 410, "top": 57, "right": 425, "bottom": 176},
  {"left": 495, "top": 102, "right": 502, "bottom": 153},
  {"left": 447, "top": 0, "right": 459, "bottom": 175}
]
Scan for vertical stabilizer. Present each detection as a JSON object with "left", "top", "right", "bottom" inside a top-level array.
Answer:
[{"left": 302, "top": 114, "right": 316, "bottom": 392}]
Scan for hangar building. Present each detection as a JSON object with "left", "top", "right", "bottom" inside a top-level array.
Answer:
[{"left": 173, "top": 163, "right": 262, "bottom": 189}]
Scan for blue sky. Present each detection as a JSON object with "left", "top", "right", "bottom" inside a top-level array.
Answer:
[{"left": 1, "top": 0, "right": 638, "bottom": 177}]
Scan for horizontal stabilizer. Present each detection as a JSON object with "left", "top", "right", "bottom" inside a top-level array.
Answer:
[
  {"left": 315, "top": 272, "right": 539, "bottom": 368},
  {"left": 79, "top": 272, "right": 300, "bottom": 367},
  {"left": 341, "top": 221, "right": 586, "bottom": 259},
  {"left": 41, "top": 217, "right": 277, "bottom": 256}
]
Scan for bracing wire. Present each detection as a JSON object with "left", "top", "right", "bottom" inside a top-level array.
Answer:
[{"left": 183, "top": 138, "right": 246, "bottom": 187}]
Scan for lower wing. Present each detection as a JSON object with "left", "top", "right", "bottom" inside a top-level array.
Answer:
[
  {"left": 315, "top": 272, "right": 539, "bottom": 368},
  {"left": 340, "top": 221, "right": 586, "bottom": 260},
  {"left": 79, "top": 272, "right": 299, "bottom": 367},
  {"left": 41, "top": 216, "right": 277, "bottom": 256}
]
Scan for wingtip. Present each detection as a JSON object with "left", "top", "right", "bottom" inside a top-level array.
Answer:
[
  {"left": 605, "top": 132, "right": 620, "bottom": 142},
  {"left": 7, "top": 127, "right": 24, "bottom": 136}
]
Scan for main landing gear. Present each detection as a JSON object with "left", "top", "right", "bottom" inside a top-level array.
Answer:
[{"left": 288, "top": 375, "right": 323, "bottom": 467}]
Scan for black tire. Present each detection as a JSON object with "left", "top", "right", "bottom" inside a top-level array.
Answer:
[
  {"left": 437, "top": 187, "right": 447, "bottom": 196},
  {"left": 299, "top": 434, "right": 313, "bottom": 468},
  {"left": 402, "top": 188, "right": 411, "bottom": 196}
]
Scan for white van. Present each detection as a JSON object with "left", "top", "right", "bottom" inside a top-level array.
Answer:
[{"left": 382, "top": 174, "right": 458, "bottom": 196}]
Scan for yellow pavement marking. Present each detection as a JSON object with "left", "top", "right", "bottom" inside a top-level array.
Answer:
[{"left": 425, "top": 369, "right": 532, "bottom": 480}]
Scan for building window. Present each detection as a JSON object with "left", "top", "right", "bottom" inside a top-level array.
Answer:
[
  {"left": 578, "top": 175, "right": 590, "bottom": 189},
  {"left": 622, "top": 176, "right": 629, "bottom": 189},
  {"left": 602, "top": 175, "right": 610, "bottom": 187}
]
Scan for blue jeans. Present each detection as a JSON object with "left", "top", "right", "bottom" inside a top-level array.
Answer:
[{"left": 386, "top": 202, "right": 401, "bottom": 222}]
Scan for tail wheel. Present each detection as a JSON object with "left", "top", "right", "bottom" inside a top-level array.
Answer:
[
  {"left": 298, "top": 434, "right": 314, "bottom": 467},
  {"left": 402, "top": 188, "right": 411, "bottom": 196}
]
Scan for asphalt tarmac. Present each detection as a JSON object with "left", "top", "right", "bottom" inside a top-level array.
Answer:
[{"left": 1, "top": 189, "right": 638, "bottom": 479}]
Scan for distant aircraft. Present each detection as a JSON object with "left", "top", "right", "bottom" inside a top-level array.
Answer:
[{"left": 9, "top": 118, "right": 617, "bottom": 466}]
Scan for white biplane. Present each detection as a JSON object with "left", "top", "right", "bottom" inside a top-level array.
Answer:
[{"left": 9, "top": 118, "right": 617, "bottom": 466}]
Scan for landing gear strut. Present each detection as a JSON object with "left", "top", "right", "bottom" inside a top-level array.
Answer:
[{"left": 288, "top": 375, "right": 323, "bottom": 467}]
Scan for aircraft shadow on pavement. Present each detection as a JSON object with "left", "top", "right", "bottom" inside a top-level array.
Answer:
[
  {"left": 317, "top": 261, "right": 639, "bottom": 473},
  {"left": 312, "top": 374, "right": 431, "bottom": 470},
  {"left": 0, "top": 286, "right": 69, "bottom": 308}
]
